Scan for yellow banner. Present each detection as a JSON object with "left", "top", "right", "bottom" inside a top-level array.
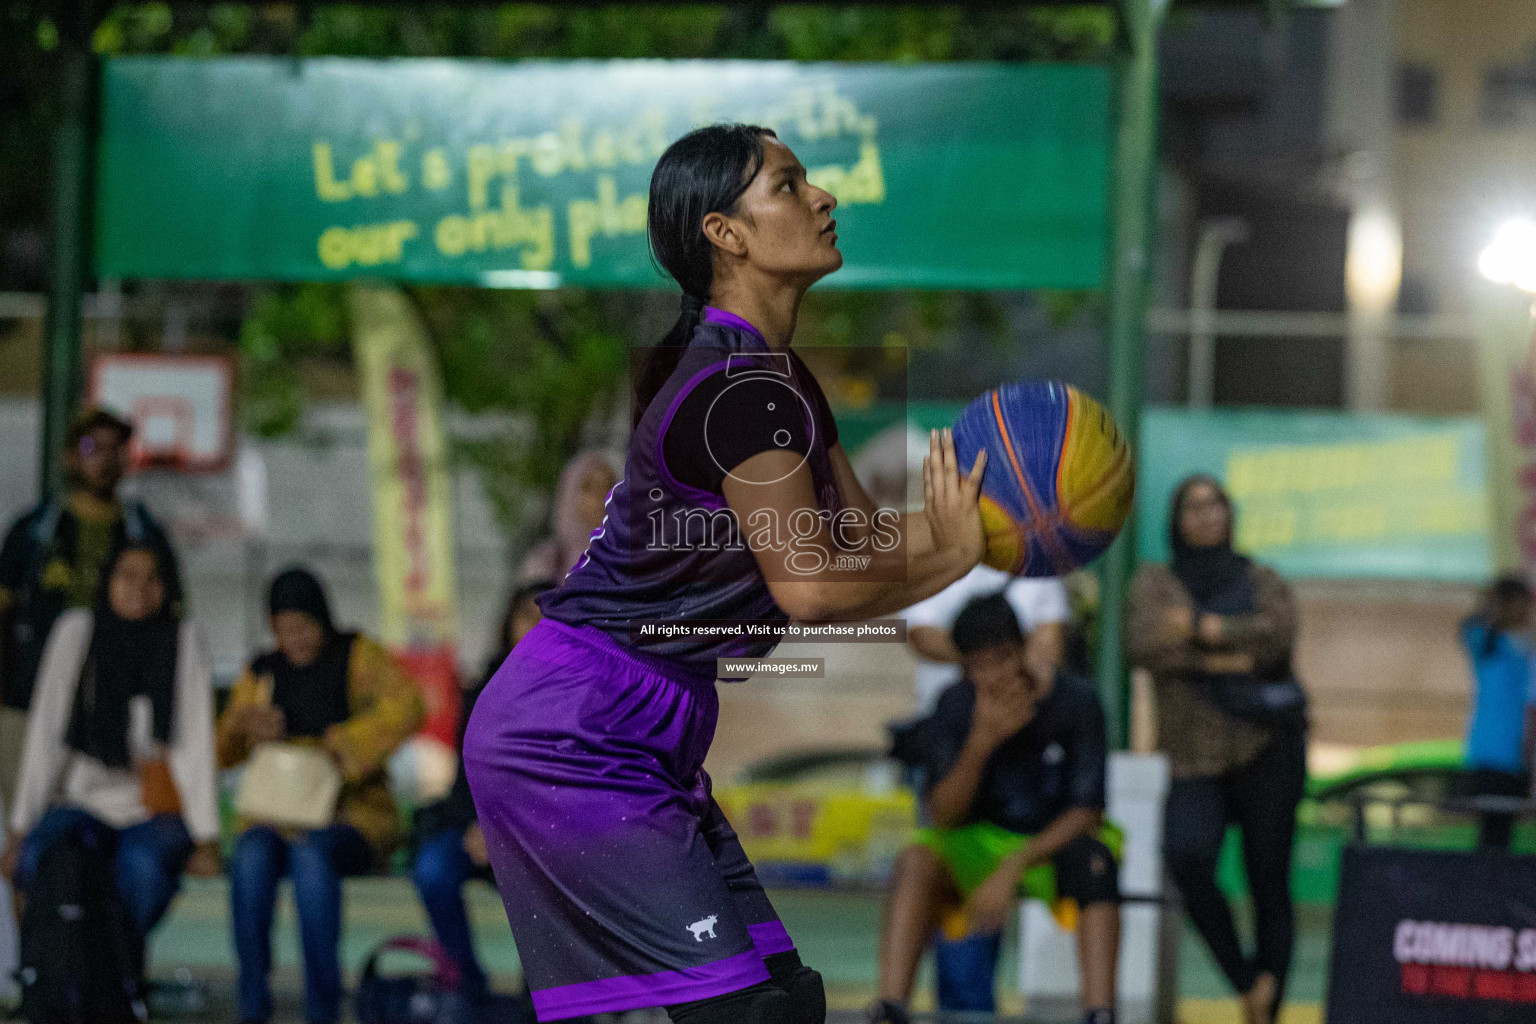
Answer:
[
  {"left": 348, "top": 283, "right": 458, "bottom": 647},
  {"left": 347, "top": 284, "right": 461, "bottom": 759}
]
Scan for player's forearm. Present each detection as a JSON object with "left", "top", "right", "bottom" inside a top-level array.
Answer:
[
  {"left": 925, "top": 733, "right": 997, "bottom": 828},
  {"left": 1005, "top": 807, "right": 1102, "bottom": 875},
  {"left": 775, "top": 537, "right": 974, "bottom": 623}
]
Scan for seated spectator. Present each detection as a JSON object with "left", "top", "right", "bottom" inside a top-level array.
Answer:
[
  {"left": 518, "top": 450, "right": 616, "bottom": 583},
  {"left": 1459, "top": 575, "right": 1533, "bottom": 849},
  {"left": 1, "top": 543, "right": 219, "bottom": 987},
  {"left": 217, "top": 567, "right": 424, "bottom": 1024},
  {"left": 871, "top": 593, "right": 1121, "bottom": 1024},
  {"left": 0, "top": 407, "right": 183, "bottom": 808},
  {"left": 411, "top": 580, "right": 554, "bottom": 1006},
  {"left": 904, "top": 564, "right": 1069, "bottom": 716}
]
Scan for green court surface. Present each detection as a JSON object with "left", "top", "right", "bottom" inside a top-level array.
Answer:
[{"left": 122, "top": 878, "right": 1331, "bottom": 1022}]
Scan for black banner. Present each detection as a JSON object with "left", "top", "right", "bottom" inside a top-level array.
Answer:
[{"left": 1327, "top": 845, "right": 1536, "bottom": 1023}]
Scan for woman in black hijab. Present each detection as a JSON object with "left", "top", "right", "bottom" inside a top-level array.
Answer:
[
  {"left": 1127, "top": 476, "right": 1305, "bottom": 1024},
  {"left": 2, "top": 543, "right": 221, "bottom": 989},
  {"left": 217, "top": 566, "right": 424, "bottom": 1024}
]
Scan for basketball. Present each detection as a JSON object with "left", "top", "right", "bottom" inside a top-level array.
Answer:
[{"left": 950, "top": 380, "right": 1134, "bottom": 577}]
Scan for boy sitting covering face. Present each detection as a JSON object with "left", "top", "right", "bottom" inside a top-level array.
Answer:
[{"left": 871, "top": 592, "right": 1122, "bottom": 1024}]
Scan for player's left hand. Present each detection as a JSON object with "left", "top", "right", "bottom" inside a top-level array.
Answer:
[
  {"left": 963, "top": 861, "right": 1020, "bottom": 936},
  {"left": 923, "top": 428, "right": 987, "bottom": 566}
]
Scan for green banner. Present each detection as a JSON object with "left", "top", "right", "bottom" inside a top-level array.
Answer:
[
  {"left": 1137, "top": 408, "right": 1492, "bottom": 582},
  {"left": 96, "top": 57, "right": 1110, "bottom": 289}
]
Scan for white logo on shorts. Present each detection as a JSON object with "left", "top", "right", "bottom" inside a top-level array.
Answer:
[{"left": 687, "top": 914, "right": 719, "bottom": 942}]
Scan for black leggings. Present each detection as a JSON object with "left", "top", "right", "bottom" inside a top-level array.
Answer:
[
  {"left": 666, "top": 950, "right": 824, "bottom": 1024},
  {"left": 1164, "top": 729, "right": 1306, "bottom": 1009}
]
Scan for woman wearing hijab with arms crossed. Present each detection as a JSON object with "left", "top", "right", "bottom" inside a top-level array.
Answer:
[{"left": 1128, "top": 476, "right": 1305, "bottom": 1024}]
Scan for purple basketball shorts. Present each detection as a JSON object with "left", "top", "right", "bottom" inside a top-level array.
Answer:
[{"left": 463, "top": 618, "right": 797, "bottom": 1021}]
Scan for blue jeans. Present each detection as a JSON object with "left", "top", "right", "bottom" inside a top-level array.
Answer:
[
  {"left": 17, "top": 806, "right": 193, "bottom": 978},
  {"left": 411, "top": 827, "right": 490, "bottom": 999},
  {"left": 229, "top": 824, "right": 372, "bottom": 1024}
]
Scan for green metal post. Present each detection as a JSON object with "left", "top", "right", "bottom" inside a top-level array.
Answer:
[
  {"left": 39, "top": 6, "right": 98, "bottom": 499},
  {"left": 1095, "top": 0, "right": 1167, "bottom": 749}
]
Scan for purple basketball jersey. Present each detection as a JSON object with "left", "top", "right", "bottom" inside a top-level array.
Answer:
[{"left": 539, "top": 309, "right": 843, "bottom": 668}]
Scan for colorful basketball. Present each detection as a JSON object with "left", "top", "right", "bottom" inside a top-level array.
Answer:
[{"left": 950, "top": 380, "right": 1134, "bottom": 577}]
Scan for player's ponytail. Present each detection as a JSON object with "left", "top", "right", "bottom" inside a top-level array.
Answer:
[{"left": 636, "top": 124, "right": 775, "bottom": 426}]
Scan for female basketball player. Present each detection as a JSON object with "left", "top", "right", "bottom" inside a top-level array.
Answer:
[{"left": 464, "top": 124, "right": 988, "bottom": 1024}]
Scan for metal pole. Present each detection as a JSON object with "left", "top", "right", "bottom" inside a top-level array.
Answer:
[
  {"left": 1187, "top": 218, "right": 1249, "bottom": 408},
  {"left": 39, "top": 5, "right": 98, "bottom": 499},
  {"left": 1096, "top": 0, "right": 1167, "bottom": 749},
  {"left": 1328, "top": 0, "right": 1401, "bottom": 411}
]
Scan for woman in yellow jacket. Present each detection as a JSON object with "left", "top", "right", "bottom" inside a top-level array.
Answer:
[{"left": 216, "top": 567, "right": 423, "bottom": 1024}]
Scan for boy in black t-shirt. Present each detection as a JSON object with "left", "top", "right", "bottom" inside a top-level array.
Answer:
[{"left": 870, "top": 593, "right": 1122, "bottom": 1024}]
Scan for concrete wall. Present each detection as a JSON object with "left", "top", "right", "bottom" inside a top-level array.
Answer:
[{"left": 1291, "top": 579, "right": 1475, "bottom": 747}]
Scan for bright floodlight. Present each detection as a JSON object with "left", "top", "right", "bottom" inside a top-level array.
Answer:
[
  {"left": 1478, "top": 219, "right": 1536, "bottom": 293},
  {"left": 1345, "top": 208, "right": 1402, "bottom": 309}
]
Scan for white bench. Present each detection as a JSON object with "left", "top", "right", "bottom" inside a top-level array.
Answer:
[{"left": 1017, "top": 752, "right": 1177, "bottom": 1024}]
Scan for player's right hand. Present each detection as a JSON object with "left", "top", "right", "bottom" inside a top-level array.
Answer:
[{"left": 923, "top": 427, "right": 986, "bottom": 567}]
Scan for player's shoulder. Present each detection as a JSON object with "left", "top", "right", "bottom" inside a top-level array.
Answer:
[
  {"left": 1131, "top": 561, "right": 1179, "bottom": 588},
  {"left": 1247, "top": 561, "right": 1288, "bottom": 591},
  {"left": 2, "top": 501, "right": 50, "bottom": 541}
]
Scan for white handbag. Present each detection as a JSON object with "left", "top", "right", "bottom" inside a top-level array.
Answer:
[{"left": 235, "top": 742, "right": 343, "bottom": 831}]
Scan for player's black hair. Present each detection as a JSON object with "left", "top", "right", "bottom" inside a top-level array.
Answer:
[
  {"left": 951, "top": 592, "right": 1025, "bottom": 656},
  {"left": 1482, "top": 573, "right": 1533, "bottom": 655},
  {"left": 635, "top": 123, "right": 776, "bottom": 426},
  {"left": 1490, "top": 574, "right": 1532, "bottom": 606}
]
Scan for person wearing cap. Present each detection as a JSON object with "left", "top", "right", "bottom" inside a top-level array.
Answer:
[
  {"left": 217, "top": 567, "right": 424, "bottom": 1024},
  {"left": 0, "top": 407, "right": 183, "bottom": 806}
]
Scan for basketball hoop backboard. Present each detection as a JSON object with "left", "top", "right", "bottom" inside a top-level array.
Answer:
[{"left": 88, "top": 354, "right": 234, "bottom": 472}]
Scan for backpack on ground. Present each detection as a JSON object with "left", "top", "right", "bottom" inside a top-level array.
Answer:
[
  {"left": 15, "top": 827, "right": 145, "bottom": 1024},
  {"left": 355, "top": 935, "right": 537, "bottom": 1024}
]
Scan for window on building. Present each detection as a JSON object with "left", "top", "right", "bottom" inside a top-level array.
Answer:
[
  {"left": 1397, "top": 63, "right": 1438, "bottom": 126},
  {"left": 1481, "top": 46, "right": 1536, "bottom": 126}
]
